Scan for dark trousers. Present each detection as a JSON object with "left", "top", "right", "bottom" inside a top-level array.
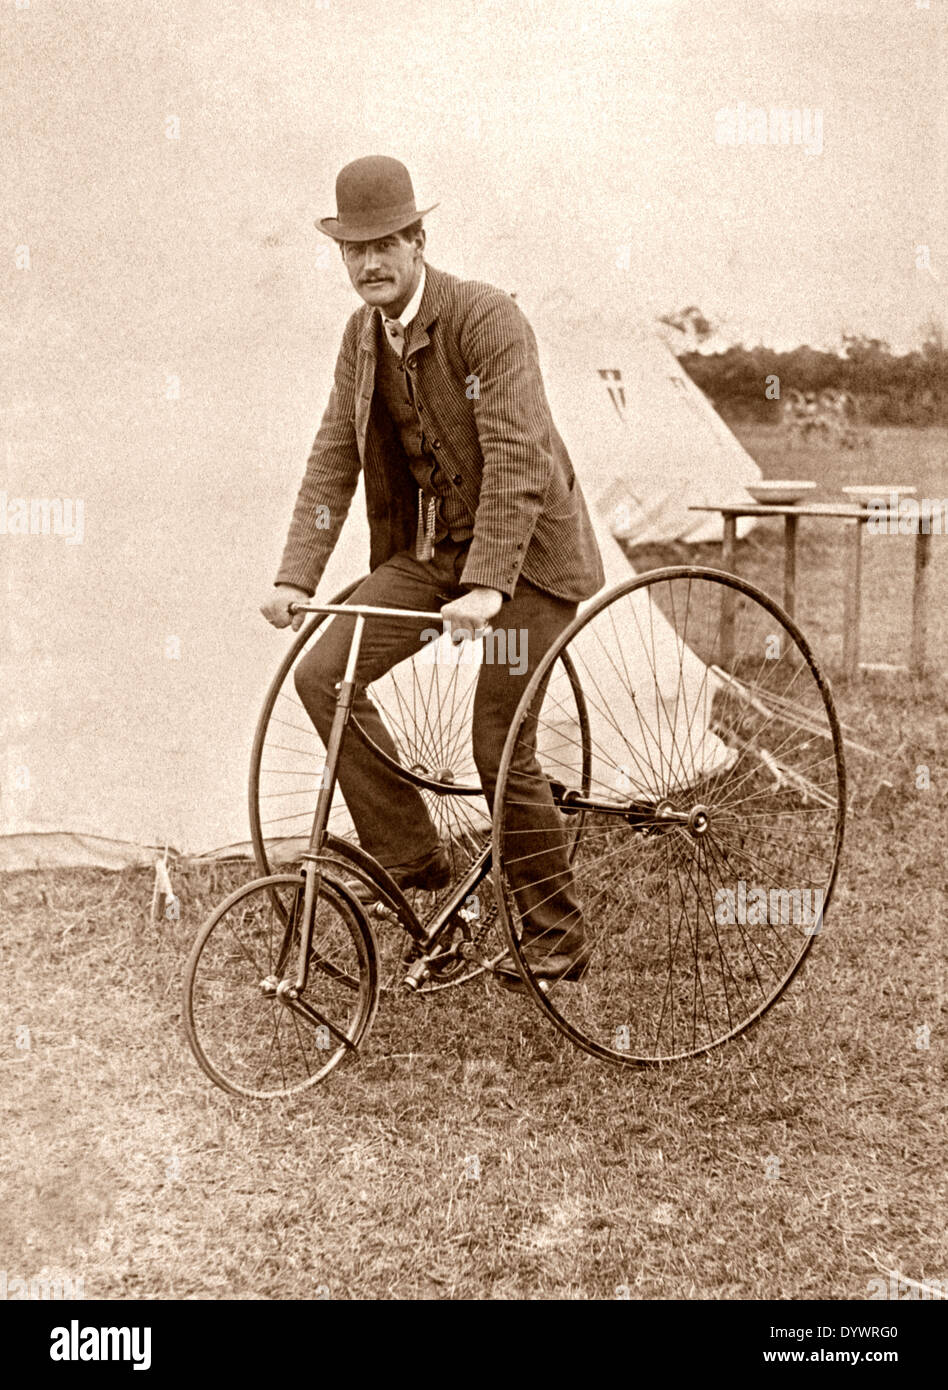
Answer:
[{"left": 293, "top": 542, "right": 585, "bottom": 948}]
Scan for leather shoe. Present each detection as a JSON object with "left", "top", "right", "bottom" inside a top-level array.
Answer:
[
  {"left": 345, "top": 844, "right": 452, "bottom": 904},
  {"left": 493, "top": 940, "right": 592, "bottom": 991}
]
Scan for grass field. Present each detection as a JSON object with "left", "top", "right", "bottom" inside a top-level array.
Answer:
[{"left": 2, "top": 426, "right": 946, "bottom": 1301}]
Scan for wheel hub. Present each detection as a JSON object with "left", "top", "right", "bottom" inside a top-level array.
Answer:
[{"left": 644, "top": 798, "right": 712, "bottom": 837}]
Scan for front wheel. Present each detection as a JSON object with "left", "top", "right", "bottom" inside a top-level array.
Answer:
[{"left": 183, "top": 871, "right": 379, "bottom": 1098}]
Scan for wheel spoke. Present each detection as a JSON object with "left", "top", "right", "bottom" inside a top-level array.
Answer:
[{"left": 492, "top": 569, "right": 845, "bottom": 1065}]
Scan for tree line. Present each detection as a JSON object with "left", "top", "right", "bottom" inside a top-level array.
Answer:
[{"left": 677, "top": 332, "right": 948, "bottom": 427}]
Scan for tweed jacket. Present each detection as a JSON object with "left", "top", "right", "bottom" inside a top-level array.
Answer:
[{"left": 275, "top": 263, "right": 605, "bottom": 602}]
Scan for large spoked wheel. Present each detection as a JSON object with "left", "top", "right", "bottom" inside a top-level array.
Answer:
[
  {"left": 492, "top": 567, "right": 846, "bottom": 1065},
  {"left": 183, "top": 871, "right": 379, "bottom": 1098},
  {"left": 249, "top": 579, "right": 590, "bottom": 992}
]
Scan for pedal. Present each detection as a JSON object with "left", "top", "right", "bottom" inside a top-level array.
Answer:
[{"left": 404, "top": 958, "right": 431, "bottom": 990}]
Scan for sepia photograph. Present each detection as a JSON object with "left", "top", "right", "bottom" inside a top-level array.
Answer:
[{"left": 2, "top": 0, "right": 945, "bottom": 1344}]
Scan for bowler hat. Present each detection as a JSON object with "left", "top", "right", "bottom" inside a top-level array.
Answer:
[{"left": 317, "top": 156, "right": 438, "bottom": 242}]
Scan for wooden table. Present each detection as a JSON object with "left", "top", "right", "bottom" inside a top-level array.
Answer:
[{"left": 688, "top": 500, "right": 942, "bottom": 678}]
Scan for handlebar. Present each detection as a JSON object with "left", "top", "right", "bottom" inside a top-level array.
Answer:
[
  {"left": 288, "top": 601, "right": 449, "bottom": 622},
  {"left": 288, "top": 598, "right": 494, "bottom": 638}
]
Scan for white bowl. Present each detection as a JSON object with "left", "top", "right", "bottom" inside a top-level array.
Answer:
[
  {"left": 746, "top": 481, "right": 817, "bottom": 505},
  {"left": 841, "top": 485, "right": 918, "bottom": 507}
]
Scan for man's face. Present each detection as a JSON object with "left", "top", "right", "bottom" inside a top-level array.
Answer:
[{"left": 341, "top": 229, "right": 425, "bottom": 317}]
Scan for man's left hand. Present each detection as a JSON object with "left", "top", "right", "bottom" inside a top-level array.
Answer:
[{"left": 440, "top": 587, "right": 504, "bottom": 642}]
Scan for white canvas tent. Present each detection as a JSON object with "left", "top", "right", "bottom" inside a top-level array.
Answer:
[
  {"left": 1, "top": 382, "right": 737, "bottom": 872},
  {"left": 527, "top": 301, "right": 761, "bottom": 547},
  {"left": 1, "top": 8, "right": 768, "bottom": 873},
  {"left": 2, "top": 296, "right": 751, "bottom": 873}
]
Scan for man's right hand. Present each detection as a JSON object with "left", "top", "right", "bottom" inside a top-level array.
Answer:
[{"left": 260, "top": 584, "right": 311, "bottom": 631}]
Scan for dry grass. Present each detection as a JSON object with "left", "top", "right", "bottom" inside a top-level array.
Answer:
[{"left": 1, "top": 426, "right": 945, "bottom": 1301}]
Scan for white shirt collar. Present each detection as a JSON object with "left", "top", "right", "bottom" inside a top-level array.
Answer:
[{"left": 384, "top": 263, "right": 426, "bottom": 330}]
